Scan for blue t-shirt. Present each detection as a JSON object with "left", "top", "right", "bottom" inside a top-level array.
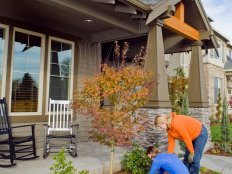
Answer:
[{"left": 149, "top": 153, "right": 189, "bottom": 174}]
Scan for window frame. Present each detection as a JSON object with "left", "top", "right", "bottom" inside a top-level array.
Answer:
[
  {"left": 214, "top": 77, "right": 222, "bottom": 104},
  {"left": 46, "top": 36, "right": 74, "bottom": 114},
  {"left": 9, "top": 27, "right": 45, "bottom": 116},
  {"left": 0, "top": 24, "right": 9, "bottom": 99}
]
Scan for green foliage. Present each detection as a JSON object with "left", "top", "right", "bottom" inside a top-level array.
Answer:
[
  {"left": 215, "top": 90, "right": 222, "bottom": 122},
  {"left": 50, "top": 147, "right": 89, "bottom": 174},
  {"left": 200, "top": 166, "right": 208, "bottom": 172},
  {"left": 77, "top": 170, "right": 89, "bottom": 174},
  {"left": 175, "top": 67, "right": 185, "bottom": 77},
  {"left": 200, "top": 167, "right": 220, "bottom": 174},
  {"left": 50, "top": 148, "right": 77, "bottom": 174},
  {"left": 121, "top": 144, "right": 151, "bottom": 174},
  {"left": 180, "top": 93, "right": 189, "bottom": 115},
  {"left": 168, "top": 67, "right": 189, "bottom": 114},
  {"left": 221, "top": 96, "right": 231, "bottom": 152},
  {"left": 211, "top": 124, "right": 232, "bottom": 143},
  {"left": 209, "top": 115, "right": 217, "bottom": 124}
]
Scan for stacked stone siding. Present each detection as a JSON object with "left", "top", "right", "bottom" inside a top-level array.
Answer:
[
  {"left": 135, "top": 108, "right": 171, "bottom": 152},
  {"left": 204, "top": 63, "right": 226, "bottom": 116},
  {"left": 137, "top": 107, "right": 212, "bottom": 152},
  {"left": 189, "top": 107, "right": 212, "bottom": 147}
]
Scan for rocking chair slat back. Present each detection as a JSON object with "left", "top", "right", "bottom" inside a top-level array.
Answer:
[
  {"left": 0, "top": 98, "right": 10, "bottom": 136},
  {"left": 48, "top": 99, "right": 73, "bottom": 134},
  {"left": 0, "top": 97, "right": 38, "bottom": 167}
]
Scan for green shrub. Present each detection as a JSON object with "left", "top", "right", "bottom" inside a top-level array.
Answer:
[
  {"left": 168, "top": 67, "right": 188, "bottom": 114},
  {"left": 121, "top": 144, "right": 151, "bottom": 174},
  {"left": 50, "top": 147, "right": 89, "bottom": 174},
  {"left": 211, "top": 124, "right": 232, "bottom": 143},
  {"left": 215, "top": 90, "right": 222, "bottom": 122},
  {"left": 209, "top": 115, "right": 217, "bottom": 124},
  {"left": 221, "top": 96, "right": 231, "bottom": 152},
  {"left": 78, "top": 170, "right": 89, "bottom": 174},
  {"left": 50, "top": 147, "right": 77, "bottom": 174}
]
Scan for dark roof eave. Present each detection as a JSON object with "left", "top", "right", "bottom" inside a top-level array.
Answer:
[{"left": 122, "top": 0, "right": 153, "bottom": 12}]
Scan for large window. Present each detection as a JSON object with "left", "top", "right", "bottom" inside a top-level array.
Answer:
[
  {"left": 210, "top": 40, "right": 223, "bottom": 61},
  {"left": 214, "top": 77, "right": 222, "bottom": 104},
  {"left": 47, "top": 37, "right": 74, "bottom": 102},
  {"left": 0, "top": 24, "right": 8, "bottom": 98},
  {"left": 10, "top": 28, "right": 44, "bottom": 115}
]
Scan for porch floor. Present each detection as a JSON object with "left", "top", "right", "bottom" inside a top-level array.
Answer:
[
  {"left": 1, "top": 142, "right": 231, "bottom": 174},
  {"left": 0, "top": 142, "right": 126, "bottom": 174}
]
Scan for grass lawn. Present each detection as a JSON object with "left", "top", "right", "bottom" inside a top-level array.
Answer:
[{"left": 211, "top": 123, "right": 232, "bottom": 142}]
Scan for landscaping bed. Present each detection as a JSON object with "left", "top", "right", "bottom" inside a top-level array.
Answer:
[
  {"left": 207, "top": 123, "right": 232, "bottom": 157},
  {"left": 114, "top": 168, "right": 220, "bottom": 174}
]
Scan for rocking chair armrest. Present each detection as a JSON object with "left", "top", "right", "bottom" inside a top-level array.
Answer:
[
  {"left": 71, "top": 124, "right": 79, "bottom": 128},
  {"left": 43, "top": 124, "right": 49, "bottom": 128},
  {"left": 12, "top": 124, "right": 36, "bottom": 129}
]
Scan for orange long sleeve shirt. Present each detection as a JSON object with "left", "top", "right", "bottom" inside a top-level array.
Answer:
[{"left": 167, "top": 112, "right": 202, "bottom": 154}]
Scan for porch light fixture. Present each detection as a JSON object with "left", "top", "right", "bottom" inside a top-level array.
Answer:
[{"left": 84, "top": 19, "right": 94, "bottom": 23}]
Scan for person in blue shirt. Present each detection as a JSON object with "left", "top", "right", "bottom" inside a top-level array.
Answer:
[{"left": 147, "top": 146, "right": 189, "bottom": 174}]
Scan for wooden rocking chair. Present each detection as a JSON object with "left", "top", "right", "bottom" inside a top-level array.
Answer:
[
  {"left": 0, "top": 97, "right": 38, "bottom": 167},
  {"left": 43, "top": 99, "right": 79, "bottom": 159}
]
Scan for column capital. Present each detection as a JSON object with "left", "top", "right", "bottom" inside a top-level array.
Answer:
[
  {"left": 149, "top": 18, "right": 164, "bottom": 27},
  {"left": 191, "top": 40, "right": 203, "bottom": 46}
]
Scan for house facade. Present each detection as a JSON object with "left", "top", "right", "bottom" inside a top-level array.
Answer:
[
  {"left": 0, "top": 0, "right": 217, "bottom": 149},
  {"left": 166, "top": 29, "right": 232, "bottom": 116}
]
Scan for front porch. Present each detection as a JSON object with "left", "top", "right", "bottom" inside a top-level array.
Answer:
[
  {"left": 0, "top": 142, "right": 126, "bottom": 174},
  {"left": 1, "top": 142, "right": 232, "bottom": 174}
]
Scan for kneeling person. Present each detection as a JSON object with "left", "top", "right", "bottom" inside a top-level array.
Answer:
[{"left": 147, "top": 146, "right": 189, "bottom": 174}]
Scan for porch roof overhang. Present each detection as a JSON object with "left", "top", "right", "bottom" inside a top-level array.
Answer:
[
  {"left": 144, "top": 0, "right": 219, "bottom": 54},
  {"left": 0, "top": 0, "right": 218, "bottom": 54},
  {"left": 0, "top": 0, "right": 150, "bottom": 39}
]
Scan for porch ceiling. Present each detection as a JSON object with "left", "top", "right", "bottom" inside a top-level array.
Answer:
[{"left": 0, "top": 0, "right": 144, "bottom": 38}]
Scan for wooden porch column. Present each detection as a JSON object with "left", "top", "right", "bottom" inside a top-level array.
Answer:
[
  {"left": 188, "top": 41, "right": 208, "bottom": 107},
  {"left": 144, "top": 19, "right": 171, "bottom": 108}
]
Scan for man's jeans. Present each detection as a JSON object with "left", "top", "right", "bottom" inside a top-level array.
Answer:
[{"left": 183, "top": 124, "right": 208, "bottom": 174}]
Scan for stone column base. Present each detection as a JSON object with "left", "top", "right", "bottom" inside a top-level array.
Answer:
[
  {"left": 134, "top": 108, "right": 171, "bottom": 152},
  {"left": 189, "top": 107, "right": 213, "bottom": 150}
]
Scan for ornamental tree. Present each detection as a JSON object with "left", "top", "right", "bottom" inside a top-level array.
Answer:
[
  {"left": 168, "top": 67, "right": 189, "bottom": 114},
  {"left": 71, "top": 42, "right": 156, "bottom": 174},
  {"left": 221, "top": 96, "right": 231, "bottom": 152},
  {"left": 215, "top": 89, "right": 222, "bottom": 122}
]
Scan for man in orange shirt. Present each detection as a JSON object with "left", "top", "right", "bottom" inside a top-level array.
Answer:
[{"left": 154, "top": 112, "right": 208, "bottom": 174}]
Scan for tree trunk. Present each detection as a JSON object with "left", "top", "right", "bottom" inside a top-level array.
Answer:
[{"left": 110, "top": 144, "right": 115, "bottom": 174}]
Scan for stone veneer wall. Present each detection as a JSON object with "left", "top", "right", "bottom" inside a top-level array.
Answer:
[
  {"left": 204, "top": 63, "right": 226, "bottom": 116},
  {"left": 135, "top": 108, "right": 171, "bottom": 152},
  {"left": 136, "top": 107, "right": 212, "bottom": 152},
  {"left": 189, "top": 107, "right": 212, "bottom": 149}
]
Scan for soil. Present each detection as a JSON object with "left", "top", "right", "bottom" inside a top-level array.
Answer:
[
  {"left": 114, "top": 172, "right": 131, "bottom": 174},
  {"left": 114, "top": 170, "right": 218, "bottom": 174},
  {"left": 205, "top": 147, "right": 232, "bottom": 157}
]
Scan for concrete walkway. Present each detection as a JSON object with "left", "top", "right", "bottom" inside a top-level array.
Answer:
[
  {"left": 201, "top": 154, "right": 232, "bottom": 174},
  {"left": 0, "top": 142, "right": 126, "bottom": 174},
  {"left": 0, "top": 142, "right": 231, "bottom": 174}
]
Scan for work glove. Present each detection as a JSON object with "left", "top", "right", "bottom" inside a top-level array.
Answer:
[{"left": 188, "top": 153, "right": 194, "bottom": 163}]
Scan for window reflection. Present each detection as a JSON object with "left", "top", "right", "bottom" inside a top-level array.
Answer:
[
  {"left": 49, "top": 40, "right": 72, "bottom": 100},
  {"left": 11, "top": 31, "right": 42, "bottom": 112},
  {"left": 0, "top": 27, "right": 6, "bottom": 97}
]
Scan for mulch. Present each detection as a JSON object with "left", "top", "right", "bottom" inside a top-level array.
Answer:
[
  {"left": 114, "top": 170, "right": 218, "bottom": 174},
  {"left": 205, "top": 147, "right": 232, "bottom": 157}
]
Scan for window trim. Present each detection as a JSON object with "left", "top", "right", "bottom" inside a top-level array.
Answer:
[
  {"left": 46, "top": 36, "right": 74, "bottom": 114},
  {"left": 9, "top": 27, "right": 45, "bottom": 116},
  {"left": 0, "top": 24, "right": 9, "bottom": 99}
]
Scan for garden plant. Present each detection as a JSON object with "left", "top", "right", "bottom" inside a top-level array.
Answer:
[
  {"left": 50, "top": 147, "right": 89, "bottom": 174},
  {"left": 121, "top": 144, "right": 151, "bottom": 174},
  {"left": 71, "top": 41, "right": 156, "bottom": 174}
]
